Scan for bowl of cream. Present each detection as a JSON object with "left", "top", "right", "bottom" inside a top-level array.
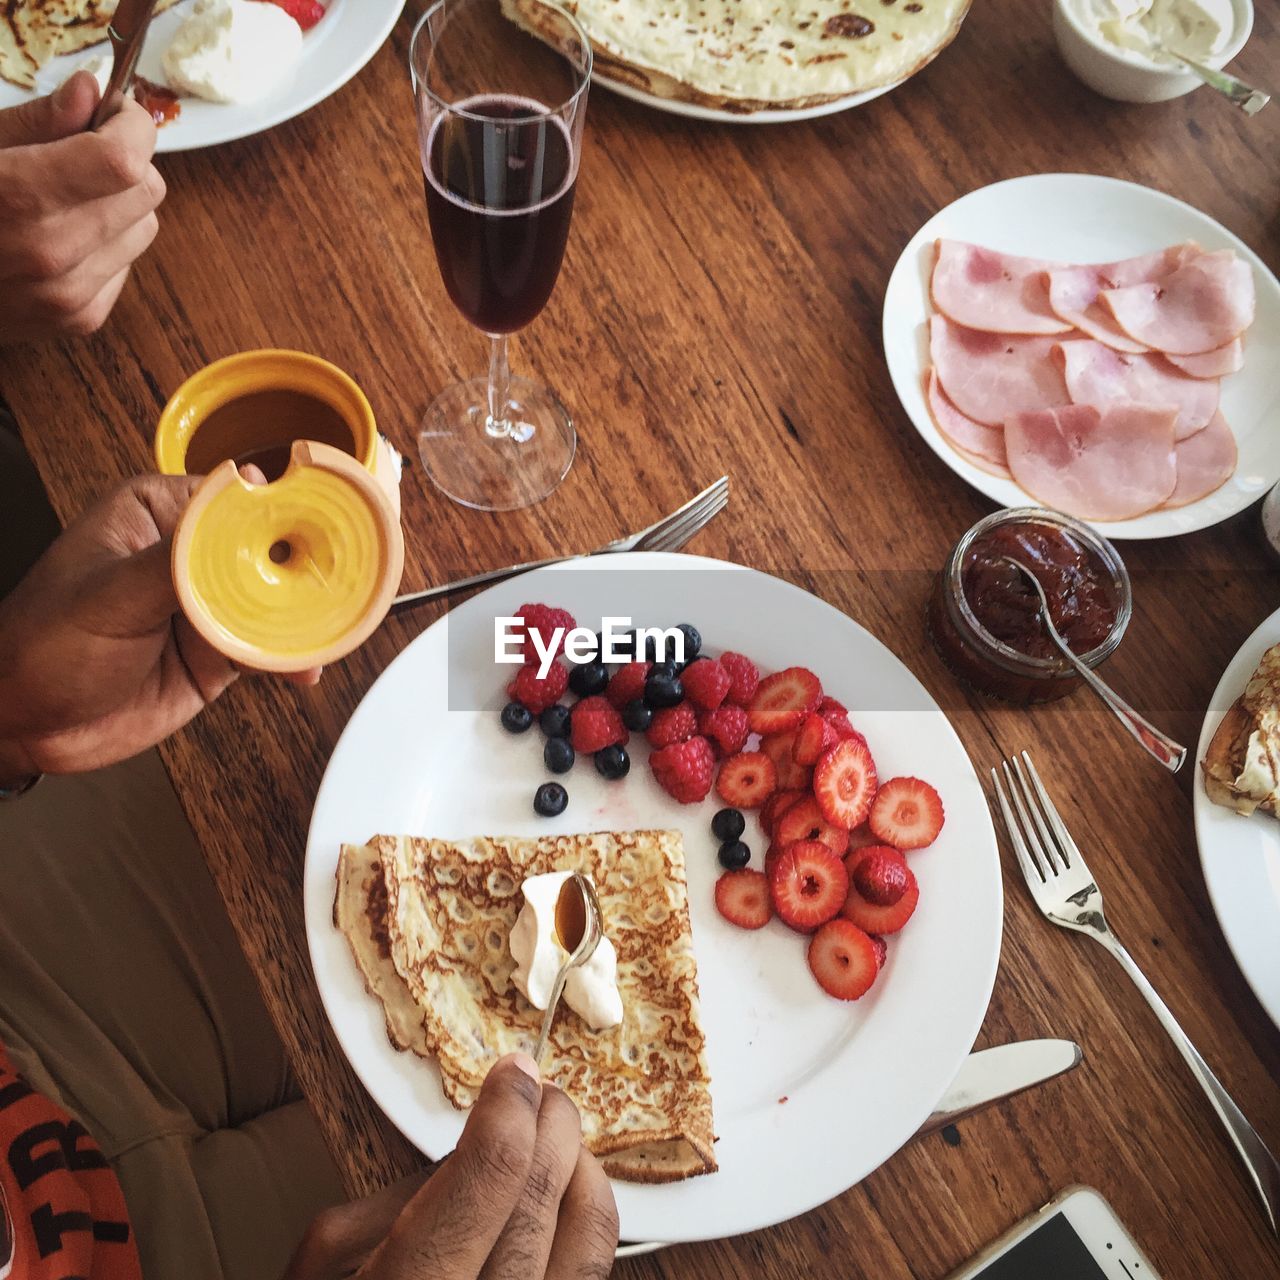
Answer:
[{"left": 1053, "top": 0, "right": 1253, "bottom": 102}]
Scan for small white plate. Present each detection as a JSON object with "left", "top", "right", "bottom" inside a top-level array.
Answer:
[
  {"left": 1193, "top": 608, "right": 1280, "bottom": 1032},
  {"left": 882, "top": 173, "right": 1280, "bottom": 540},
  {"left": 305, "top": 553, "right": 1003, "bottom": 1244},
  {"left": 594, "top": 71, "right": 899, "bottom": 124},
  {"left": 0, "top": 0, "right": 404, "bottom": 153}
]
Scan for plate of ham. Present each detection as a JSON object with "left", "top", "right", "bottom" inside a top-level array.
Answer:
[{"left": 883, "top": 173, "right": 1280, "bottom": 538}]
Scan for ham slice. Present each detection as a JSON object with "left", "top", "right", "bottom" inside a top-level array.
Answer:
[
  {"left": 1045, "top": 245, "right": 1192, "bottom": 354},
  {"left": 924, "top": 369, "right": 1011, "bottom": 479},
  {"left": 1101, "top": 250, "right": 1255, "bottom": 355},
  {"left": 929, "top": 316, "right": 1069, "bottom": 426},
  {"left": 931, "top": 240, "right": 1073, "bottom": 336},
  {"left": 1056, "top": 339, "right": 1218, "bottom": 441},
  {"left": 1166, "top": 338, "right": 1244, "bottom": 379},
  {"left": 1004, "top": 403, "right": 1178, "bottom": 521},
  {"left": 1164, "top": 411, "right": 1238, "bottom": 509}
]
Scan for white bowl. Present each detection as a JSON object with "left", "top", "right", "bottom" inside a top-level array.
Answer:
[{"left": 1053, "top": 0, "right": 1252, "bottom": 102}]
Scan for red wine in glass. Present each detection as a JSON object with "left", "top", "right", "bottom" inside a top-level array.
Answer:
[{"left": 424, "top": 94, "right": 576, "bottom": 335}]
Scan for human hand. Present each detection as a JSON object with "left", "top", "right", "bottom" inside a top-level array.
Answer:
[
  {"left": 0, "top": 71, "right": 165, "bottom": 345},
  {"left": 0, "top": 472, "right": 321, "bottom": 782},
  {"left": 284, "top": 1055, "right": 619, "bottom": 1280}
]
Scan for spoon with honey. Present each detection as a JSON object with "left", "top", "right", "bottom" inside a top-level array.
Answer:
[
  {"left": 533, "top": 873, "right": 604, "bottom": 1064},
  {"left": 1002, "top": 556, "right": 1186, "bottom": 772}
]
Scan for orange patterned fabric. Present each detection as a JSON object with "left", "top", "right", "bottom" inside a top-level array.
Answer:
[{"left": 0, "top": 1042, "right": 139, "bottom": 1280}]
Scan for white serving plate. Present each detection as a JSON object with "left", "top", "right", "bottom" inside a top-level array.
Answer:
[
  {"left": 882, "top": 173, "right": 1280, "bottom": 540},
  {"left": 1193, "top": 606, "right": 1280, "bottom": 1032},
  {"left": 304, "top": 552, "right": 1002, "bottom": 1243},
  {"left": 0, "top": 0, "right": 404, "bottom": 153}
]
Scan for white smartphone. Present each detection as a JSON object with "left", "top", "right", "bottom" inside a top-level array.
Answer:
[{"left": 947, "top": 1186, "right": 1161, "bottom": 1280}]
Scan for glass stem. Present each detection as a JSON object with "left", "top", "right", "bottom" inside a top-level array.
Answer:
[{"left": 485, "top": 332, "right": 511, "bottom": 438}]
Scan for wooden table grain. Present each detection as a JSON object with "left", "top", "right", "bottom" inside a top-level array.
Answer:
[{"left": 4, "top": 1, "right": 1280, "bottom": 1274}]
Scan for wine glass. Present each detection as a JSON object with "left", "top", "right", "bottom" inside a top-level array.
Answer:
[{"left": 409, "top": 0, "right": 591, "bottom": 511}]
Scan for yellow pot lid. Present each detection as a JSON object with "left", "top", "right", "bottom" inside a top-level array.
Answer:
[{"left": 172, "top": 441, "right": 404, "bottom": 673}]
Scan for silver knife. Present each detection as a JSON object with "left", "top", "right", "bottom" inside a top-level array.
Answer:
[
  {"left": 614, "top": 1038, "right": 1083, "bottom": 1259},
  {"left": 90, "top": 0, "right": 160, "bottom": 129},
  {"left": 916, "top": 1038, "right": 1083, "bottom": 1137}
]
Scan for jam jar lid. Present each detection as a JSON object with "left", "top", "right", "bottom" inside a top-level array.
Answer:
[{"left": 946, "top": 507, "right": 1133, "bottom": 674}]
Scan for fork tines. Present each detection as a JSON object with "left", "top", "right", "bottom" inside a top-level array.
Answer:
[
  {"left": 639, "top": 476, "right": 729, "bottom": 554},
  {"left": 991, "top": 752, "right": 1088, "bottom": 893}
]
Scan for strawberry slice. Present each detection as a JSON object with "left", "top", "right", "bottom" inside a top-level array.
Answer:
[
  {"left": 714, "top": 869, "right": 771, "bottom": 929},
  {"left": 715, "top": 751, "right": 777, "bottom": 809},
  {"left": 768, "top": 839, "right": 849, "bottom": 933},
  {"left": 792, "top": 711, "right": 838, "bottom": 766},
  {"left": 813, "top": 738, "right": 877, "bottom": 830},
  {"left": 817, "top": 695, "right": 848, "bottom": 718},
  {"left": 760, "top": 787, "right": 807, "bottom": 839},
  {"left": 869, "top": 933, "right": 888, "bottom": 970},
  {"left": 841, "top": 846, "right": 919, "bottom": 934},
  {"left": 869, "top": 777, "right": 945, "bottom": 850},
  {"left": 807, "top": 918, "right": 880, "bottom": 1000},
  {"left": 760, "top": 731, "right": 813, "bottom": 791},
  {"left": 849, "top": 845, "right": 910, "bottom": 906},
  {"left": 774, "top": 795, "right": 849, "bottom": 857},
  {"left": 747, "top": 667, "right": 821, "bottom": 735},
  {"left": 846, "top": 822, "right": 879, "bottom": 852}
]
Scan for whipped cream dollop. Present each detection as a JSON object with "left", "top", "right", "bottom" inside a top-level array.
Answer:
[
  {"left": 1075, "top": 0, "right": 1228, "bottom": 66},
  {"left": 509, "top": 872, "right": 623, "bottom": 1031},
  {"left": 162, "top": 0, "right": 304, "bottom": 104}
]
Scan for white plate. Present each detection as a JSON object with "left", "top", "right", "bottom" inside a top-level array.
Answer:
[
  {"left": 882, "top": 173, "right": 1280, "bottom": 540},
  {"left": 305, "top": 552, "right": 1003, "bottom": 1243},
  {"left": 1193, "top": 608, "right": 1280, "bottom": 1031},
  {"left": 0, "top": 0, "right": 404, "bottom": 153},
  {"left": 594, "top": 71, "right": 900, "bottom": 123}
]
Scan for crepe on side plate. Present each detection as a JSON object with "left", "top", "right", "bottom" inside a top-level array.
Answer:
[
  {"left": 1, "top": 0, "right": 181, "bottom": 88},
  {"left": 503, "top": 0, "right": 971, "bottom": 113},
  {"left": 335, "top": 830, "right": 716, "bottom": 1183},
  {"left": 1203, "top": 642, "right": 1280, "bottom": 818}
]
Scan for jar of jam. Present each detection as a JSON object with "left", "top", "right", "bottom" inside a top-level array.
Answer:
[{"left": 928, "top": 508, "right": 1131, "bottom": 705}]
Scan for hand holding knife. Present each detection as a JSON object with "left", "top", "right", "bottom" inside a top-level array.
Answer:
[{"left": 89, "top": 0, "right": 160, "bottom": 129}]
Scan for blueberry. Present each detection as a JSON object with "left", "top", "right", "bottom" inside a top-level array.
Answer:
[
  {"left": 534, "top": 782, "right": 568, "bottom": 817},
  {"left": 648, "top": 659, "right": 678, "bottom": 682},
  {"left": 569, "top": 661, "right": 609, "bottom": 698},
  {"left": 501, "top": 702, "right": 533, "bottom": 733},
  {"left": 544, "top": 738, "right": 575, "bottom": 774},
  {"left": 640, "top": 632, "right": 662, "bottom": 661},
  {"left": 675, "top": 623, "right": 702, "bottom": 663},
  {"left": 711, "top": 807, "right": 746, "bottom": 842},
  {"left": 539, "top": 704, "right": 571, "bottom": 738},
  {"left": 622, "top": 699, "right": 653, "bottom": 732},
  {"left": 594, "top": 745, "right": 630, "bottom": 780},
  {"left": 644, "top": 673, "right": 684, "bottom": 709},
  {"left": 613, "top": 629, "right": 640, "bottom": 660},
  {"left": 718, "top": 840, "right": 751, "bottom": 870}
]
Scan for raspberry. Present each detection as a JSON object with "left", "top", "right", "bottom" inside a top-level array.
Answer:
[
  {"left": 650, "top": 736, "right": 716, "bottom": 804},
  {"left": 505, "top": 660, "right": 568, "bottom": 714},
  {"left": 514, "top": 603, "right": 576, "bottom": 662},
  {"left": 719, "top": 651, "right": 760, "bottom": 707},
  {"left": 569, "top": 696, "right": 627, "bottom": 754},
  {"left": 647, "top": 702, "right": 698, "bottom": 749},
  {"left": 681, "top": 657, "right": 731, "bottom": 712},
  {"left": 699, "top": 704, "right": 749, "bottom": 756},
  {"left": 605, "top": 660, "right": 651, "bottom": 710},
  {"left": 268, "top": 0, "right": 326, "bottom": 29}
]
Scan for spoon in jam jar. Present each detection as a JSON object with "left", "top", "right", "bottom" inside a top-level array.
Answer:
[
  {"left": 533, "top": 872, "right": 604, "bottom": 1063},
  {"left": 1002, "top": 556, "right": 1187, "bottom": 772}
]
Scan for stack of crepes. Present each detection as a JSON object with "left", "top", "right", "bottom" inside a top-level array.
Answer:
[
  {"left": 925, "top": 240, "right": 1255, "bottom": 521},
  {"left": 335, "top": 831, "right": 717, "bottom": 1183}
]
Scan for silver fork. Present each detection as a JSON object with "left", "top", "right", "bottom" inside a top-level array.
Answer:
[
  {"left": 992, "top": 751, "right": 1280, "bottom": 1234},
  {"left": 391, "top": 476, "right": 729, "bottom": 609}
]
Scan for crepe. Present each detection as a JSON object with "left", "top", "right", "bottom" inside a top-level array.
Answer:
[
  {"left": 335, "top": 831, "right": 717, "bottom": 1183},
  {"left": 1, "top": 0, "right": 181, "bottom": 89},
  {"left": 505, "top": 0, "right": 971, "bottom": 112},
  {"left": 1203, "top": 643, "right": 1280, "bottom": 818}
]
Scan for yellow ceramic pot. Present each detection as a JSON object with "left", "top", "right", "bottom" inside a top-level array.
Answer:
[{"left": 171, "top": 441, "right": 404, "bottom": 673}]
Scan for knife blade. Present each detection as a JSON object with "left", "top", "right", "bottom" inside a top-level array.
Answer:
[
  {"left": 916, "top": 1038, "right": 1083, "bottom": 1138},
  {"left": 89, "top": 0, "right": 160, "bottom": 130}
]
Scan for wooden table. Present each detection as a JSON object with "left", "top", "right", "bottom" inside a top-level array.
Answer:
[{"left": 4, "top": 1, "right": 1279, "bottom": 1274}]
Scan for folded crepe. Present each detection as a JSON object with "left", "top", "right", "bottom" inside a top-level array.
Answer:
[
  {"left": 335, "top": 830, "right": 717, "bottom": 1183},
  {"left": 1, "top": 0, "right": 181, "bottom": 89},
  {"left": 1203, "top": 642, "right": 1280, "bottom": 818}
]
